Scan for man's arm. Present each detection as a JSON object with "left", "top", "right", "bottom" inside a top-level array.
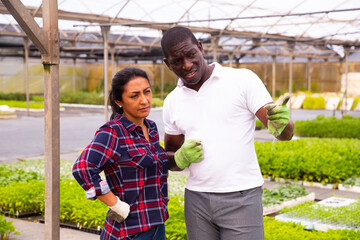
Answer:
[
  {"left": 256, "top": 106, "right": 294, "bottom": 141},
  {"left": 164, "top": 133, "right": 184, "bottom": 171}
]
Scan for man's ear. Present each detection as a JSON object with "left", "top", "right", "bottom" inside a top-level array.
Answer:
[{"left": 198, "top": 41, "right": 205, "bottom": 54}]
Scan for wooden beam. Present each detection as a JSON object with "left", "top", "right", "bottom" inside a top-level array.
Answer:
[
  {"left": 42, "top": 0, "right": 60, "bottom": 239},
  {"left": 1, "top": 0, "right": 48, "bottom": 54},
  {"left": 101, "top": 25, "right": 110, "bottom": 121},
  {"left": 23, "top": 37, "right": 31, "bottom": 116}
]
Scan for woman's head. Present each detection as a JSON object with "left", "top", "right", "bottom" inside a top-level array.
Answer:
[{"left": 109, "top": 67, "right": 152, "bottom": 123}]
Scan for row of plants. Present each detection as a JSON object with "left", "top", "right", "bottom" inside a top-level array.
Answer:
[
  {"left": 2, "top": 91, "right": 359, "bottom": 110},
  {"left": 256, "top": 114, "right": 360, "bottom": 138},
  {"left": 262, "top": 184, "right": 309, "bottom": 207},
  {"left": 0, "top": 100, "right": 45, "bottom": 109},
  {"left": 0, "top": 91, "right": 166, "bottom": 106},
  {"left": 0, "top": 159, "right": 334, "bottom": 239},
  {"left": 0, "top": 177, "right": 347, "bottom": 239},
  {"left": 302, "top": 94, "right": 360, "bottom": 110},
  {"left": 0, "top": 159, "right": 74, "bottom": 188},
  {"left": 1, "top": 181, "right": 358, "bottom": 240},
  {"left": 0, "top": 160, "right": 309, "bottom": 222},
  {"left": 165, "top": 200, "right": 360, "bottom": 240},
  {"left": 342, "top": 177, "right": 360, "bottom": 188},
  {"left": 0, "top": 94, "right": 164, "bottom": 109},
  {"left": 263, "top": 216, "right": 359, "bottom": 240},
  {"left": 279, "top": 199, "right": 360, "bottom": 230},
  {"left": 59, "top": 91, "right": 104, "bottom": 105},
  {"left": 255, "top": 138, "right": 360, "bottom": 184},
  {"left": 0, "top": 91, "right": 103, "bottom": 105},
  {"left": 294, "top": 115, "right": 360, "bottom": 139},
  {"left": 0, "top": 92, "right": 40, "bottom": 101}
]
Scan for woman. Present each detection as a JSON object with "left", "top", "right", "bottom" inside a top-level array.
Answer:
[{"left": 72, "top": 67, "right": 169, "bottom": 240}]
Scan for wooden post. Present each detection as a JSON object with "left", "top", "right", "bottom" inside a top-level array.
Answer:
[
  {"left": 110, "top": 44, "right": 116, "bottom": 77},
  {"left": 263, "top": 55, "right": 268, "bottom": 87},
  {"left": 288, "top": 41, "right": 295, "bottom": 115},
  {"left": 307, "top": 58, "right": 312, "bottom": 92},
  {"left": 101, "top": 25, "right": 110, "bottom": 121},
  {"left": 23, "top": 37, "right": 31, "bottom": 116},
  {"left": 72, "top": 58, "right": 76, "bottom": 91},
  {"left": 344, "top": 47, "right": 349, "bottom": 115},
  {"left": 42, "top": 0, "right": 60, "bottom": 239},
  {"left": 272, "top": 55, "right": 276, "bottom": 98},
  {"left": 229, "top": 53, "right": 233, "bottom": 68},
  {"left": 211, "top": 35, "right": 219, "bottom": 63}
]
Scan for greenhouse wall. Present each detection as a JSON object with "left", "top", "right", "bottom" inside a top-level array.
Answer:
[{"left": 0, "top": 56, "right": 360, "bottom": 97}]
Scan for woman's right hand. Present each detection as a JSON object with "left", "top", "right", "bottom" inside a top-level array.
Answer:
[{"left": 108, "top": 196, "right": 130, "bottom": 223}]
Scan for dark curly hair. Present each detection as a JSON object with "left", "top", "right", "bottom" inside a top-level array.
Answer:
[{"left": 161, "top": 26, "right": 198, "bottom": 58}]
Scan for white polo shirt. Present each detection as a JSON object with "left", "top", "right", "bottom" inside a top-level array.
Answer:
[{"left": 163, "top": 63, "right": 273, "bottom": 192}]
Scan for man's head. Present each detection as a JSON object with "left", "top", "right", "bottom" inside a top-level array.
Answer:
[
  {"left": 161, "top": 26, "right": 198, "bottom": 58},
  {"left": 161, "top": 26, "right": 212, "bottom": 90}
]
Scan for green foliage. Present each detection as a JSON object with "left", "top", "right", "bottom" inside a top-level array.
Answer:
[
  {"left": 294, "top": 115, "right": 360, "bottom": 139},
  {"left": 0, "top": 100, "right": 45, "bottom": 109},
  {"left": 0, "top": 92, "right": 26, "bottom": 101},
  {"left": 60, "top": 180, "right": 107, "bottom": 228},
  {"left": 0, "top": 180, "right": 44, "bottom": 214},
  {"left": 0, "top": 92, "right": 44, "bottom": 102},
  {"left": 0, "top": 90, "right": 164, "bottom": 107},
  {"left": 1, "top": 159, "right": 359, "bottom": 239},
  {"left": 302, "top": 95, "right": 325, "bottom": 109},
  {"left": 0, "top": 215, "right": 19, "bottom": 240},
  {"left": 31, "top": 95, "right": 44, "bottom": 102},
  {"left": 165, "top": 194, "right": 187, "bottom": 240},
  {"left": 263, "top": 184, "right": 309, "bottom": 207},
  {"left": 0, "top": 180, "right": 107, "bottom": 228},
  {"left": 152, "top": 98, "right": 164, "bottom": 108},
  {"left": 264, "top": 216, "right": 360, "bottom": 240},
  {"left": 165, "top": 172, "right": 188, "bottom": 239},
  {"left": 0, "top": 159, "right": 74, "bottom": 187},
  {"left": 60, "top": 91, "right": 104, "bottom": 105},
  {"left": 256, "top": 138, "right": 360, "bottom": 183},
  {"left": 0, "top": 166, "right": 40, "bottom": 187},
  {"left": 342, "top": 177, "right": 360, "bottom": 187},
  {"left": 280, "top": 200, "right": 360, "bottom": 229}
]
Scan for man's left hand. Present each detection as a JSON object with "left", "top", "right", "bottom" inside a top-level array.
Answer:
[{"left": 265, "top": 93, "right": 290, "bottom": 137}]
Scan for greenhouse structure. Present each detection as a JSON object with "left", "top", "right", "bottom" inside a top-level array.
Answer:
[{"left": 0, "top": 0, "right": 359, "bottom": 239}]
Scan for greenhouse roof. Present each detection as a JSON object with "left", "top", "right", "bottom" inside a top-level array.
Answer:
[{"left": 1, "top": 0, "right": 360, "bottom": 62}]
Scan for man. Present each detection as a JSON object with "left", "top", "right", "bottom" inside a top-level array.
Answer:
[{"left": 161, "top": 26, "right": 294, "bottom": 239}]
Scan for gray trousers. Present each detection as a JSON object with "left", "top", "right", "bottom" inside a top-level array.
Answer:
[{"left": 184, "top": 186, "right": 264, "bottom": 240}]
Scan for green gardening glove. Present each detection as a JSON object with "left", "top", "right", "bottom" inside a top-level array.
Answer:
[
  {"left": 265, "top": 93, "right": 290, "bottom": 137},
  {"left": 174, "top": 139, "right": 203, "bottom": 169}
]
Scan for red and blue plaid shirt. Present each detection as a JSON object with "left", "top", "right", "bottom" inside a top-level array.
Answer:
[{"left": 72, "top": 114, "right": 169, "bottom": 240}]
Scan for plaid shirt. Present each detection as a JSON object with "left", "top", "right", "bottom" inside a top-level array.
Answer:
[{"left": 72, "top": 114, "right": 169, "bottom": 240}]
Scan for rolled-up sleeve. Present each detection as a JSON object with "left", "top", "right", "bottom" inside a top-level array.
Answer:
[{"left": 72, "top": 126, "right": 118, "bottom": 200}]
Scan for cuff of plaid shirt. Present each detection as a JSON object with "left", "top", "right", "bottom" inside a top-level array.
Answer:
[{"left": 85, "top": 180, "right": 110, "bottom": 200}]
